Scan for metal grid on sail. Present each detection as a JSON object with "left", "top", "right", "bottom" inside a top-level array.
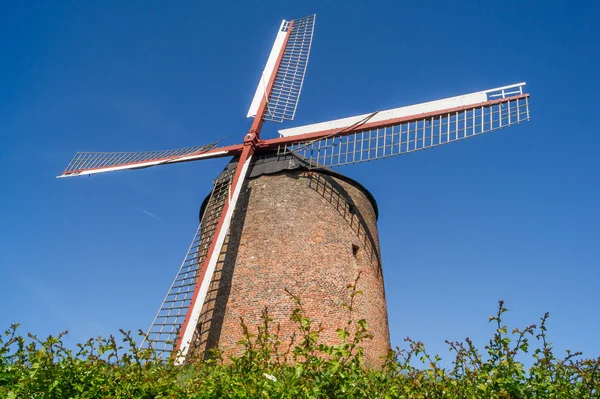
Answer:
[
  {"left": 141, "top": 170, "right": 233, "bottom": 356},
  {"left": 279, "top": 96, "right": 529, "bottom": 168},
  {"left": 265, "top": 14, "right": 316, "bottom": 122},
  {"left": 62, "top": 141, "right": 220, "bottom": 175}
]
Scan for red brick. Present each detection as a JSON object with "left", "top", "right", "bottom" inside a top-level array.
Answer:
[{"left": 189, "top": 170, "right": 390, "bottom": 367}]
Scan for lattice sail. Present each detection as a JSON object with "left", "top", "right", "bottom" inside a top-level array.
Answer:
[
  {"left": 247, "top": 14, "right": 316, "bottom": 122},
  {"left": 59, "top": 140, "right": 223, "bottom": 177},
  {"left": 265, "top": 15, "right": 315, "bottom": 122},
  {"left": 141, "top": 170, "right": 233, "bottom": 356},
  {"left": 278, "top": 86, "right": 530, "bottom": 168}
]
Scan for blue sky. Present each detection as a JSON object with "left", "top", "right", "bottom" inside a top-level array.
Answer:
[{"left": 1, "top": 1, "right": 599, "bottom": 362}]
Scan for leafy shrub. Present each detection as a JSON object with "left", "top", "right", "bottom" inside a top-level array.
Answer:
[{"left": 1, "top": 276, "right": 598, "bottom": 398}]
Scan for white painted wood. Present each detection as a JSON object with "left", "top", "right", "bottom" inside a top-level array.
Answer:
[
  {"left": 57, "top": 151, "right": 229, "bottom": 178},
  {"left": 175, "top": 155, "right": 252, "bottom": 365},
  {"left": 247, "top": 20, "right": 289, "bottom": 118},
  {"left": 279, "top": 83, "right": 526, "bottom": 137}
]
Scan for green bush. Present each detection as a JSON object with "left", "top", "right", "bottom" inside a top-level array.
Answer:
[{"left": 1, "top": 277, "right": 598, "bottom": 398}]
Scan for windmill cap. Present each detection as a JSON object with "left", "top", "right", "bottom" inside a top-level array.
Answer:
[{"left": 199, "top": 151, "right": 378, "bottom": 222}]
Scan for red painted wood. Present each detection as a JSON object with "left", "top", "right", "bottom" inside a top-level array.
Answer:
[
  {"left": 249, "top": 20, "right": 295, "bottom": 137},
  {"left": 61, "top": 144, "right": 243, "bottom": 176},
  {"left": 259, "top": 94, "right": 530, "bottom": 149},
  {"left": 174, "top": 143, "right": 255, "bottom": 356}
]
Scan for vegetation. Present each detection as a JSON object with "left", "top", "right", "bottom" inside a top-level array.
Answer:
[{"left": 1, "top": 278, "right": 598, "bottom": 398}]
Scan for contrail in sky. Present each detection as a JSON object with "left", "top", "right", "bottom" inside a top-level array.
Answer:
[{"left": 137, "top": 208, "right": 162, "bottom": 221}]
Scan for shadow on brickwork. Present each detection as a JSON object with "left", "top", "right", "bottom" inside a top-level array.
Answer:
[
  {"left": 187, "top": 168, "right": 380, "bottom": 361},
  {"left": 188, "top": 182, "right": 252, "bottom": 360},
  {"left": 302, "top": 171, "right": 381, "bottom": 270}
]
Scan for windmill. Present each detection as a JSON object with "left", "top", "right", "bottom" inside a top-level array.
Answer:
[{"left": 59, "top": 14, "right": 530, "bottom": 365}]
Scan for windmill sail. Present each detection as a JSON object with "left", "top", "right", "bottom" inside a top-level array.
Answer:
[
  {"left": 276, "top": 83, "right": 530, "bottom": 168},
  {"left": 57, "top": 11, "right": 533, "bottom": 366},
  {"left": 173, "top": 154, "right": 253, "bottom": 364},
  {"left": 247, "top": 15, "right": 316, "bottom": 122},
  {"left": 58, "top": 140, "right": 233, "bottom": 178},
  {"left": 141, "top": 169, "right": 234, "bottom": 356}
]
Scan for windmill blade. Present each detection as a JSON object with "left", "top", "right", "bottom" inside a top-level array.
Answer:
[
  {"left": 247, "top": 14, "right": 316, "bottom": 123},
  {"left": 141, "top": 170, "right": 233, "bottom": 357},
  {"left": 275, "top": 83, "right": 530, "bottom": 168},
  {"left": 172, "top": 151, "right": 253, "bottom": 364},
  {"left": 58, "top": 140, "right": 239, "bottom": 178}
]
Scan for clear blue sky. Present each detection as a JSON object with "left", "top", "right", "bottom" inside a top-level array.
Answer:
[{"left": 1, "top": 1, "right": 599, "bottom": 361}]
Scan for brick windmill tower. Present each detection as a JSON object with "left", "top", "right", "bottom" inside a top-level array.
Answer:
[{"left": 59, "top": 15, "right": 530, "bottom": 366}]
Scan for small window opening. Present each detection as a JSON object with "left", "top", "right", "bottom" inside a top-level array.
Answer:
[
  {"left": 348, "top": 203, "right": 356, "bottom": 215},
  {"left": 352, "top": 244, "right": 360, "bottom": 257}
]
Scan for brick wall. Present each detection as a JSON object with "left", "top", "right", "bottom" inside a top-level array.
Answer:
[{"left": 189, "top": 169, "right": 390, "bottom": 367}]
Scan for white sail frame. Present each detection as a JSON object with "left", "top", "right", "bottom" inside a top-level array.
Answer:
[
  {"left": 247, "top": 20, "right": 290, "bottom": 118},
  {"left": 175, "top": 155, "right": 253, "bottom": 364},
  {"left": 279, "top": 83, "right": 526, "bottom": 137}
]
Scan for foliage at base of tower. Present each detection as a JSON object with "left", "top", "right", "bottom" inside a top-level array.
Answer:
[{"left": 1, "top": 277, "right": 599, "bottom": 398}]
